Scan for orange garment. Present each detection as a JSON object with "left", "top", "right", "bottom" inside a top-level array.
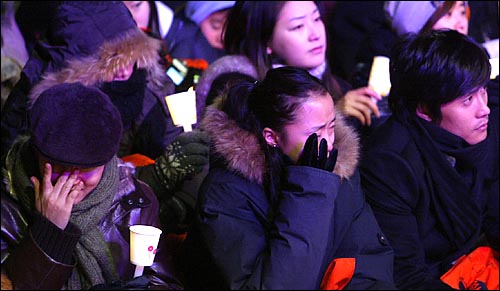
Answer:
[
  {"left": 441, "top": 246, "right": 499, "bottom": 290},
  {"left": 320, "top": 258, "right": 356, "bottom": 290},
  {"left": 121, "top": 153, "right": 155, "bottom": 166}
]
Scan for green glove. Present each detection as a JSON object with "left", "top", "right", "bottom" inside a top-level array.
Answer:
[
  {"left": 154, "top": 130, "right": 210, "bottom": 192},
  {"left": 135, "top": 130, "right": 209, "bottom": 195}
]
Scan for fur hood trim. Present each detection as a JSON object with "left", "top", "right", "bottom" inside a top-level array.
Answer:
[
  {"left": 200, "top": 97, "right": 360, "bottom": 185},
  {"left": 28, "top": 29, "right": 165, "bottom": 107},
  {"left": 196, "top": 55, "right": 258, "bottom": 111}
]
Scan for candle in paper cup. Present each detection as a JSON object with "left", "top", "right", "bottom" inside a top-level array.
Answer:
[
  {"left": 490, "top": 58, "right": 499, "bottom": 79},
  {"left": 165, "top": 87, "right": 197, "bottom": 132},
  {"left": 129, "top": 225, "right": 162, "bottom": 268},
  {"left": 368, "top": 56, "right": 391, "bottom": 97}
]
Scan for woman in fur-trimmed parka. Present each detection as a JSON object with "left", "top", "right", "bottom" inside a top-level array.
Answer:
[
  {"left": 0, "top": 1, "right": 182, "bottom": 162},
  {"left": 179, "top": 67, "right": 395, "bottom": 290}
]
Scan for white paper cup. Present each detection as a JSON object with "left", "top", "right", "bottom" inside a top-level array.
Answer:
[
  {"left": 368, "top": 56, "right": 391, "bottom": 97},
  {"left": 165, "top": 89, "right": 197, "bottom": 132},
  {"left": 129, "top": 225, "right": 162, "bottom": 267}
]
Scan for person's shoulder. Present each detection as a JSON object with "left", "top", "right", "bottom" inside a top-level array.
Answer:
[
  {"left": 116, "top": 159, "right": 158, "bottom": 204},
  {"left": 168, "top": 10, "right": 199, "bottom": 37},
  {"left": 363, "top": 116, "right": 413, "bottom": 154},
  {"left": 199, "top": 166, "right": 265, "bottom": 206},
  {"left": 154, "top": 1, "right": 175, "bottom": 38},
  {"left": 197, "top": 55, "right": 257, "bottom": 91}
]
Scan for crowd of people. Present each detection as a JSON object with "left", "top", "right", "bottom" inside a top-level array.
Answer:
[{"left": 1, "top": 1, "right": 498, "bottom": 290}]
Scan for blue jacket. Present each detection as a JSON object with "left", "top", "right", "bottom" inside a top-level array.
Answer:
[{"left": 179, "top": 99, "right": 396, "bottom": 289}]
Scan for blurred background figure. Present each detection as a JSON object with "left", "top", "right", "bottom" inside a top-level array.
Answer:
[
  {"left": 1, "top": 1, "right": 28, "bottom": 111},
  {"left": 353, "top": 1, "right": 498, "bottom": 87},
  {"left": 328, "top": 1, "right": 498, "bottom": 88},
  {"left": 124, "top": 1, "right": 235, "bottom": 92},
  {"left": 14, "top": 1, "right": 59, "bottom": 55},
  {"left": 184, "top": 1, "right": 234, "bottom": 51},
  {"left": 122, "top": 1, "right": 174, "bottom": 44},
  {"left": 386, "top": 1, "right": 498, "bottom": 58}
]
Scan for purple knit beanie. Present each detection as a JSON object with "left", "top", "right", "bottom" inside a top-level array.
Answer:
[{"left": 29, "top": 82, "right": 123, "bottom": 168}]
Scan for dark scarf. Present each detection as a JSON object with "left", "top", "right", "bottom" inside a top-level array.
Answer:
[
  {"left": 395, "top": 110, "right": 494, "bottom": 251},
  {"left": 6, "top": 136, "right": 120, "bottom": 289},
  {"left": 100, "top": 68, "right": 147, "bottom": 131}
]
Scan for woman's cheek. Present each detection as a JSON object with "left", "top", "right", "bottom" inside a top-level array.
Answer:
[{"left": 287, "top": 142, "right": 306, "bottom": 163}]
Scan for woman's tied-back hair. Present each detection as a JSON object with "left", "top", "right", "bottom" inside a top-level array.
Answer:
[
  {"left": 220, "top": 66, "right": 329, "bottom": 203},
  {"left": 221, "top": 66, "right": 328, "bottom": 140},
  {"left": 389, "top": 29, "right": 490, "bottom": 122}
]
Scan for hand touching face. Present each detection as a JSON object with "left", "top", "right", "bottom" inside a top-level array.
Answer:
[
  {"left": 279, "top": 94, "right": 336, "bottom": 163},
  {"left": 32, "top": 157, "right": 105, "bottom": 229}
]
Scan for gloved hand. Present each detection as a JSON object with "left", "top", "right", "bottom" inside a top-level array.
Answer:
[
  {"left": 159, "top": 194, "right": 191, "bottom": 233},
  {"left": 135, "top": 130, "right": 209, "bottom": 232},
  {"left": 153, "top": 130, "right": 210, "bottom": 192},
  {"left": 298, "top": 133, "right": 338, "bottom": 172}
]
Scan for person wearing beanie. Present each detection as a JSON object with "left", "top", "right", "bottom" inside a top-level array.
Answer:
[
  {"left": 1, "top": 1, "right": 211, "bottom": 234},
  {"left": 1, "top": 82, "right": 183, "bottom": 290}
]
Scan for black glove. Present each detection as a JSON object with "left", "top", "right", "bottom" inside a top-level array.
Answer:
[
  {"left": 159, "top": 194, "right": 190, "bottom": 233},
  {"left": 298, "top": 133, "right": 338, "bottom": 172}
]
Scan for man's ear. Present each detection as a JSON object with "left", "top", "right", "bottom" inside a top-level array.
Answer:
[
  {"left": 262, "top": 127, "right": 279, "bottom": 147},
  {"left": 416, "top": 105, "right": 432, "bottom": 121}
]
